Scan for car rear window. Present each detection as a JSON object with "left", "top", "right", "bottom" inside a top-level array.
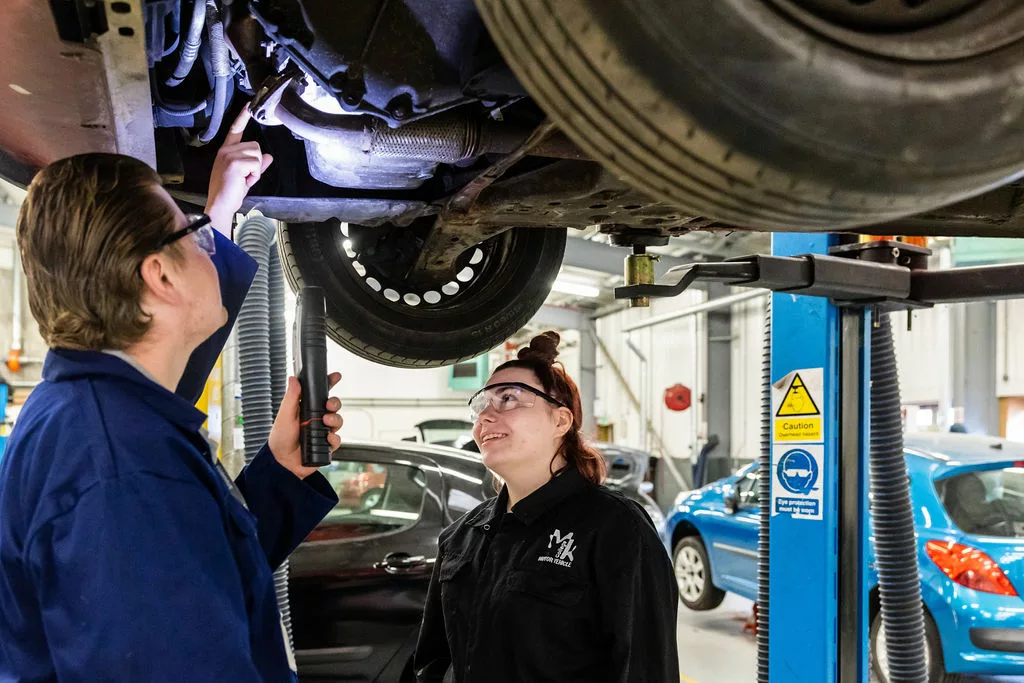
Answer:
[{"left": 936, "top": 467, "right": 1024, "bottom": 537}]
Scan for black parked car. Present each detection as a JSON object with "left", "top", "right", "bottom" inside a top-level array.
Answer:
[{"left": 287, "top": 440, "right": 668, "bottom": 682}]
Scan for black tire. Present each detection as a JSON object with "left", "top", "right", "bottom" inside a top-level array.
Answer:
[
  {"left": 673, "top": 536, "right": 726, "bottom": 611},
  {"left": 475, "top": 0, "right": 1024, "bottom": 231},
  {"left": 870, "top": 609, "right": 956, "bottom": 683},
  {"left": 278, "top": 221, "right": 566, "bottom": 368}
]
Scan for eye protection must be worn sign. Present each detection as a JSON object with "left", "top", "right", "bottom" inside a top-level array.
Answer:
[
  {"left": 771, "top": 368, "right": 825, "bottom": 521},
  {"left": 771, "top": 445, "right": 824, "bottom": 520},
  {"left": 772, "top": 369, "right": 823, "bottom": 442}
]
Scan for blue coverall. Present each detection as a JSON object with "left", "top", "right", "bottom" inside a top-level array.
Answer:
[{"left": 0, "top": 231, "right": 338, "bottom": 681}]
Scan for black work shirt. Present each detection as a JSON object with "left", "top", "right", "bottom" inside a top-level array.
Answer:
[{"left": 414, "top": 466, "right": 679, "bottom": 683}]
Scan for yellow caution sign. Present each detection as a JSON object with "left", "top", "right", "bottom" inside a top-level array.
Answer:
[
  {"left": 772, "top": 370, "right": 824, "bottom": 442},
  {"left": 775, "top": 374, "right": 820, "bottom": 418}
]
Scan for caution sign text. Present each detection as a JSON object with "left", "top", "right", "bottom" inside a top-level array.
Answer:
[{"left": 772, "top": 370, "right": 824, "bottom": 442}]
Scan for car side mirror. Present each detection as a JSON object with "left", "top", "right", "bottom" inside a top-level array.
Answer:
[{"left": 724, "top": 493, "right": 739, "bottom": 514}]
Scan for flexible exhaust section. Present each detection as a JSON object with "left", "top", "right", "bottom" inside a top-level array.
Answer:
[
  {"left": 870, "top": 313, "right": 927, "bottom": 683},
  {"left": 756, "top": 299, "right": 770, "bottom": 683},
  {"left": 255, "top": 86, "right": 586, "bottom": 162},
  {"left": 269, "top": 246, "right": 287, "bottom": 411},
  {"left": 236, "top": 214, "right": 293, "bottom": 644}
]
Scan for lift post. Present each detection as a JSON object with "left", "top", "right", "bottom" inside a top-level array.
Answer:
[
  {"left": 616, "top": 235, "right": 1024, "bottom": 682},
  {"left": 767, "top": 233, "right": 870, "bottom": 682}
]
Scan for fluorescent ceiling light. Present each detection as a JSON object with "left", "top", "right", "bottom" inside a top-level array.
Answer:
[{"left": 552, "top": 278, "right": 600, "bottom": 298}]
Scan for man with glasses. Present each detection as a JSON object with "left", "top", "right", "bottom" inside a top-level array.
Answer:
[{"left": 0, "top": 108, "right": 343, "bottom": 681}]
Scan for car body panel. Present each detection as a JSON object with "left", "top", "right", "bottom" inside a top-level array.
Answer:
[
  {"left": 0, "top": 0, "right": 117, "bottom": 183},
  {"left": 666, "top": 434, "right": 1024, "bottom": 677},
  {"left": 5, "top": 2, "right": 1024, "bottom": 238}
]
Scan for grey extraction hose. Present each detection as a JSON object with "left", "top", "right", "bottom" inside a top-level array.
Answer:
[
  {"left": 870, "top": 313, "right": 927, "bottom": 682},
  {"left": 198, "top": 0, "right": 230, "bottom": 144},
  {"left": 756, "top": 308, "right": 925, "bottom": 681},
  {"left": 269, "top": 247, "right": 287, "bottom": 410},
  {"left": 166, "top": 0, "right": 206, "bottom": 87},
  {"left": 756, "top": 299, "right": 770, "bottom": 683},
  {"left": 236, "top": 213, "right": 293, "bottom": 644}
]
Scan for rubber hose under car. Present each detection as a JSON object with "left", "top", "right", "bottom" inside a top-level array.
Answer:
[
  {"left": 166, "top": 0, "right": 206, "bottom": 87},
  {"left": 237, "top": 213, "right": 293, "bottom": 644},
  {"left": 756, "top": 299, "right": 770, "bottom": 683},
  {"left": 870, "top": 313, "right": 927, "bottom": 682},
  {"left": 198, "top": 0, "right": 229, "bottom": 144}
]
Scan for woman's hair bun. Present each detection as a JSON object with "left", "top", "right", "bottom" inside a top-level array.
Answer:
[{"left": 517, "top": 331, "right": 561, "bottom": 365}]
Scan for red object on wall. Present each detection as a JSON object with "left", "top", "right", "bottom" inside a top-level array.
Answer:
[{"left": 664, "top": 384, "right": 692, "bottom": 412}]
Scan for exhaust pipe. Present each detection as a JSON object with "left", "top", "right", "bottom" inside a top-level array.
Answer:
[{"left": 251, "top": 79, "right": 586, "bottom": 163}]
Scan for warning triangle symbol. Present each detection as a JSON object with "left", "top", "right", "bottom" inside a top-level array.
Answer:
[{"left": 776, "top": 373, "right": 820, "bottom": 417}]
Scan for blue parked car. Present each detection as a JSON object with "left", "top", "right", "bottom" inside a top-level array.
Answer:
[{"left": 666, "top": 433, "right": 1024, "bottom": 683}]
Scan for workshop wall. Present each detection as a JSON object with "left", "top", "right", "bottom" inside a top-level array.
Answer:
[
  {"left": 731, "top": 294, "right": 768, "bottom": 468},
  {"left": 594, "top": 288, "right": 706, "bottom": 465},
  {"left": 323, "top": 328, "right": 582, "bottom": 443},
  {"left": 0, "top": 227, "right": 47, "bottom": 403},
  {"left": 728, "top": 298, "right": 1024, "bottom": 442},
  {"left": 997, "top": 299, "right": 1024, "bottom": 398},
  {"left": 892, "top": 307, "right": 953, "bottom": 406}
]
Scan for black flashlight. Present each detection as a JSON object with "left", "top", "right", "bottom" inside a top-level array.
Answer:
[{"left": 294, "top": 286, "right": 331, "bottom": 467}]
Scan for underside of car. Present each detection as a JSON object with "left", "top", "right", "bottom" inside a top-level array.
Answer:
[{"left": 4, "top": 0, "right": 1024, "bottom": 366}]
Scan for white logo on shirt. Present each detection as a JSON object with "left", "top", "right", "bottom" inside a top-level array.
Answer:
[{"left": 538, "top": 529, "right": 576, "bottom": 567}]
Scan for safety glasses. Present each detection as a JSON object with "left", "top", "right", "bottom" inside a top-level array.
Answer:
[
  {"left": 156, "top": 213, "right": 216, "bottom": 257},
  {"left": 468, "top": 382, "right": 567, "bottom": 421}
]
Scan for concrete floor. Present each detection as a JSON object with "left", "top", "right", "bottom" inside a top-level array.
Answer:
[{"left": 676, "top": 594, "right": 1024, "bottom": 683}]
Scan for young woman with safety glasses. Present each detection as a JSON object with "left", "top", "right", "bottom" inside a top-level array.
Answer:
[{"left": 414, "top": 331, "right": 679, "bottom": 683}]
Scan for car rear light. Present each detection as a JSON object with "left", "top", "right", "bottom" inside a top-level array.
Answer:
[{"left": 926, "top": 540, "right": 1018, "bottom": 597}]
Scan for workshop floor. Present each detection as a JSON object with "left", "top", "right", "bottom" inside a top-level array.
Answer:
[{"left": 676, "top": 594, "right": 1024, "bottom": 683}]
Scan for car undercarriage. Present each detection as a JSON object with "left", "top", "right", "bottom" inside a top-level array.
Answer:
[{"left": 3, "top": 0, "right": 1024, "bottom": 365}]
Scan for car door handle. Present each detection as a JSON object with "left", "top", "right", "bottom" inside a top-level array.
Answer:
[{"left": 374, "top": 552, "right": 433, "bottom": 575}]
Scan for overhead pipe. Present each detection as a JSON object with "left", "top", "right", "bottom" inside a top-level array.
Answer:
[{"left": 621, "top": 289, "right": 768, "bottom": 333}]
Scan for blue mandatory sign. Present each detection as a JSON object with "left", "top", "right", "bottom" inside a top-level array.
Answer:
[{"left": 776, "top": 448, "right": 819, "bottom": 495}]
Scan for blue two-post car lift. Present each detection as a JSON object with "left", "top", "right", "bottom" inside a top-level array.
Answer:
[{"left": 617, "top": 233, "right": 1024, "bottom": 683}]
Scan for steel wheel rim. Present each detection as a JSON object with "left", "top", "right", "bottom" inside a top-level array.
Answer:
[
  {"left": 335, "top": 221, "right": 503, "bottom": 312},
  {"left": 675, "top": 546, "right": 707, "bottom": 602}
]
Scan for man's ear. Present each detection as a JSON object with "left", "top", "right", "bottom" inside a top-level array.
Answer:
[{"left": 139, "top": 252, "right": 181, "bottom": 306}]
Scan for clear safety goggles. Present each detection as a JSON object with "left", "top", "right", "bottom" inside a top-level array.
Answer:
[
  {"left": 157, "top": 213, "right": 216, "bottom": 257},
  {"left": 468, "top": 382, "right": 567, "bottom": 421}
]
